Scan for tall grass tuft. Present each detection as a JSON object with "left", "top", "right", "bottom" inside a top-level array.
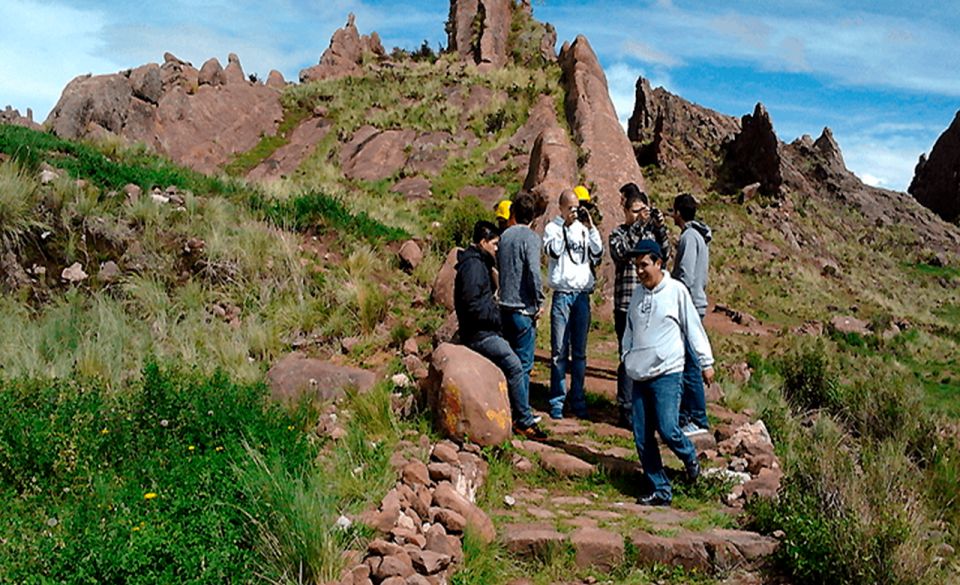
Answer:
[{"left": 0, "top": 162, "right": 45, "bottom": 250}]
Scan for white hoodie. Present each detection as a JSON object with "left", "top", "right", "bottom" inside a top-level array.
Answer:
[
  {"left": 621, "top": 271, "right": 714, "bottom": 381},
  {"left": 543, "top": 216, "right": 603, "bottom": 292}
]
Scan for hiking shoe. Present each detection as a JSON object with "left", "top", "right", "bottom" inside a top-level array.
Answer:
[
  {"left": 637, "top": 493, "right": 671, "bottom": 507},
  {"left": 681, "top": 422, "right": 709, "bottom": 437},
  {"left": 685, "top": 457, "right": 701, "bottom": 483},
  {"left": 514, "top": 423, "right": 547, "bottom": 440},
  {"left": 617, "top": 410, "right": 633, "bottom": 429},
  {"left": 531, "top": 415, "right": 542, "bottom": 425}
]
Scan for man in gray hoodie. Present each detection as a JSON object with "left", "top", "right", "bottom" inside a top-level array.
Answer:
[
  {"left": 671, "top": 193, "right": 713, "bottom": 436},
  {"left": 622, "top": 240, "right": 715, "bottom": 506}
]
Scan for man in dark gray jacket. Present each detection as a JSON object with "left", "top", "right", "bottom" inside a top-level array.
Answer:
[
  {"left": 671, "top": 193, "right": 713, "bottom": 436},
  {"left": 498, "top": 192, "right": 545, "bottom": 437}
]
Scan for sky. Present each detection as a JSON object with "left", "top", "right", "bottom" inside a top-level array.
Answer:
[{"left": 2, "top": 0, "right": 958, "bottom": 192}]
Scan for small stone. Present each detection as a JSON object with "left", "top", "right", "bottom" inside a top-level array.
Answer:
[
  {"left": 504, "top": 495, "right": 516, "bottom": 507},
  {"left": 431, "top": 443, "right": 459, "bottom": 466},
  {"left": 336, "top": 514, "right": 353, "bottom": 530},
  {"left": 61, "top": 262, "right": 88, "bottom": 283}
]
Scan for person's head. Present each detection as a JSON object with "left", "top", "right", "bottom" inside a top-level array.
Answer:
[
  {"left": 619, "top": 182, "right": 648, "bottom": 205},
  {"left": 622, "top": 188, "right": 650, "bottom": 226},
  {"left": 511, "top": 191, "right": 536, "bottom": 226},
  {"left": 472, "top": 220, "right": 500, "bottom": 258},
  {"left": 627, "top": 240, "right": 664, "bottom": 289},
  {"left": 559, "top": 189, "right": 579, "bottom": 225},
  {"left": 494, "top": 200, "right": 512, "bottom": 231},
  {"left": 672, "top": 193, "right": 698, "bottom": 224}
]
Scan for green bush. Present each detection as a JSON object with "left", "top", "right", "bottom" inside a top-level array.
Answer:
[
  {"left": 434, "top": 196, "right": 492, "bottom": 252},
  {"left": 250, "top": 190, "right": 408, "bottom": 242},
  {"left": 778, "top": 341, "right": 840, "bottom": 414},
  {"left": 0, "top": 363, "right": 315, "bottom": 583}
]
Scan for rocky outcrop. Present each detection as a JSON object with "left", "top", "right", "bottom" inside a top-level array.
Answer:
[
  {"left": 909, "top": 111, "right": 960, "bottom": 223},
  {"left": 45, "top": 53, "right": 283, "bottom": 174},
  {"left": 627, "top": 77, "right": 739, "bottom": 191},
  {"left": 340, "top": 126, "right": 416, "bottom": 181},
  {"left": 1, "top": 105, "right": 40, "bottom": 130},
  {"left": 558, "top": 35, "right": 645, "bottom": 293},
  {"left": 718, "top": 103, "right": 783, "bottom": 197},
  {"left": 424, "top": 343, "right": 512, "bottom": 447},
  {"left": 299, "top": 14, "right": 385, "bottom": 82},
  {"left": 447, "top": 0, "right": 512, "bottom": 70},
  {"left": 247, "top": 116, "right": 333, "bottom": 181},
  {"left": 266, "top": 352, "right": 376, "bottom": 404}
]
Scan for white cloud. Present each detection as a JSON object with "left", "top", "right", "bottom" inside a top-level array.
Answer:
[
  {"left": 603, "top": 62, "right": 676, "bottom": 128},
  {"left": 623, "top": 40, "right": 682, "bottom": 68}
]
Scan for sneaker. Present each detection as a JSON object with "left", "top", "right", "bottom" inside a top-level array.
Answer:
[
  {"left": 685, "top": 458, "right": 701, "bottom": 483},
  {"left": 531, "top": 415, "right": 542, "bottom": 425},
  {"left": 514, "top": 423, "right": 547, "bottom": 440},
  {"left": 637, "top": 493, "right": 671, "bottom": 507},
  {"left": 617, "top": 410, "right": 633, "bottom": 429},
  {"left": 681, "top": 422, "right": 709, "bottom": 437}
]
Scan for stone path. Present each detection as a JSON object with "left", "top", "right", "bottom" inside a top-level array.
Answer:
[{"left": 490, "top": 359, "right": 785, "bottom": 582}]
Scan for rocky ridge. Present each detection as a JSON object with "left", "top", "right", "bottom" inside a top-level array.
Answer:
[{"left": 910, "top": 111, "right": 960, "bottom": 223}]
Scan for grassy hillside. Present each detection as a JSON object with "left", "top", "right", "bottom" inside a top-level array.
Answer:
[{"left": 1, "top": 40, "right": 960, "bottom": 583}]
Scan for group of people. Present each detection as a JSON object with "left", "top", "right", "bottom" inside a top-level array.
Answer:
[{"left": 452, "top": 183, "right": 715, "bottom": 506}]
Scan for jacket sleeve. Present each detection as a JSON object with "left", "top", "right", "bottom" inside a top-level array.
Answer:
[
  {"left": 527, "top": 234, "right": 545, "bottom": 308},
  {"left": 678, "top": 286, "right": 714, "bottom": 369},
  {"left": 651, "top": 221, "right": 672, "bottom": 265},
  {"left": 588, "top": 226, "right": 603, "bottom": 266},
  {"left": 609, "top": 226, "right": 631, "bottom": 264},
  {"left": 543, "top": 222, "right": 564, "bottom": 260},
  {"left": 621, "top": 293, "right": 636, "bottom": 360},
  {"left": 673, "top": 231, "right": 693, "bottom": 290},
  {"left": 458, "top": 257, "right": 501, "bottom": 331}
]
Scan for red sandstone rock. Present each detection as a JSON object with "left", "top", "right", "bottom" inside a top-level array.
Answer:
[
  {"left": 266, "top": 352, "right": 375, "bottom": 404},
  {"left": 430, "top": 248, "right": 461, "bottom": 312},
  {"left": 570, "top": 527, "right": 624, "bottom": 570},
  {"left": 910, "top": 111, "right": 960, "bottom": 223},
  {"left": 447, "top": 0, "right": 511, "bottom": 69}
]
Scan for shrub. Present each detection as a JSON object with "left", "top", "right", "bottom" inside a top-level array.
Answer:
[
  {"left": 778, "top": 340, "right": 840, "bottom": 414},
  {"left": 433, "top": 196, "right": 491, "bottom": 252}
]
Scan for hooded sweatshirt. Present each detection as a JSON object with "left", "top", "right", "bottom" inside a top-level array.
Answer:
[
  {"left": 673, "top": 220, "right": 712, "bottom": 317},
  {"left": 543, "top": 216, "right": 603, "bottom": 293},
  {"left": 454, "top": 246, "right": 500, "bottom": 343},
  {"left": 621, "top": 271, "right": 714, "bottom": 382}
]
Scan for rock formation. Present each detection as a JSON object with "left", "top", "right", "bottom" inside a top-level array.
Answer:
[
  {"left": 45, "top": 53, "right": 283, "bottom": 174},
  {"left": 299, "top": 14, "right": 385, "bottom": 82},
  {"left": 558, "top": 35, "right": 646, "bottom": 294},
  {"left": 447, "top": 0, "right": 512, "bottom": 69},
  {"left": 717, "top": 103, "right": 783, "bottom": 197},
  {"left": 628, "top": 77, "right": 739, "bottom": 191},
  {"left": 909, "top": 111, "right": 960, "bottom": 223},
  {"left": 0, "top": 106, "right": 40, "bottom": 130}
]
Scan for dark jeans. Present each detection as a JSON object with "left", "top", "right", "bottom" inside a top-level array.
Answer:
[
  {"left": 632, "top": 372, "right": 698, "bottom": 501},
  {"left": 467, "top": 334, "right": 534, "bottom": 428},
  {"left": 678, "top": 314, "right": 709, "bottom": 429},
  {"left": 549, "top": 291, "right": 591, "bottom": 417},
  {"left": 501, "top": 310, "right": 537, "bottom": 427},
  {"left": 614, "top": 309, "right": 632, "bottom": 420}
]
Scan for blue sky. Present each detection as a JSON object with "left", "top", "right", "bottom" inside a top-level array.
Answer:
[{"left": 1, "top": 0, "right": 958, "bottom": 192}]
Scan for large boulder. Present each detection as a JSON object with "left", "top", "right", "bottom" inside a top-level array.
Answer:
[
  {"left": 341, "top": 127, "right": 416, "bottom": 181},
  {"left": 44, "top": 53, "right": 283, "bottom": 174},
  {"left": 909, "top": 111, "right": 960, "bottom": 223},
  {"left": 447, "top": 0, "right": 512, "bottom": 69},
  {"left": 267, "top": 352, "right": 376, "bottom": 404},
  {"left": 247, "top": 116, "right": 332, "bottom": 182},
  {"left": 424, "top": 343, "right": 512, "bottom": 447},
  {"left": 718, "top": 103, "right": 783, "bottom": 197},
  {"left": 558, "top": 35, "right": 646, "bottom": 293},
  {"left": 300, "top": 14, "right": 384, "bottom": 82},
  {"left": 431, "top": 248, "right": 461, "bottom": 311}
]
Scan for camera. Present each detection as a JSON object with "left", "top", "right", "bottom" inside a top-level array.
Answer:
[{"left": 576, "top": 201, "right": 593, "bottom": 223}]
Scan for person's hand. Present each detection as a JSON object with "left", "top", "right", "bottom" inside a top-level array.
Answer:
[
  {"left": 650, "top": 207, "right": 665, "bottom": 228},
  {"left": 702, "top": 367, "right": 715, "bottom": 385},
  {"left": 535, "top": 306, "right": 544, "bottom": 321}
]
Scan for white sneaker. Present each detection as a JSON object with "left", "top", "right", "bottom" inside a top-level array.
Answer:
[
  {"left": 681, "top": 423, "right": 708, "bottom": 437},
  {"left": 531, "top": 415, "right": 542, "bottom": 424}
]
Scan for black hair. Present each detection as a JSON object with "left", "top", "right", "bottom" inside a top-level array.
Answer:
[
  {"left": 511, "top": 192, "right": 536, "bottom": 225},
  {"left": 472, "top": 220, "right": 500, "bottom": 244},
  {"left": 673, "top": 193, "right": 698, "bottom": 221},
  {"left": 620, "top": 182, "right": 649, "bottom": 206}
]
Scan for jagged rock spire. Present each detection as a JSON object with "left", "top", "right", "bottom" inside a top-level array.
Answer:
[{"left": 909, "top": 111, "right": 960, "bottom": 223}]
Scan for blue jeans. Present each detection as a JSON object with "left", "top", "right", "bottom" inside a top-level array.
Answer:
[
  {"left": 678, "top": 320, "right": 709, "bottom": 430},
  {"left": 501, "top": 310, "right": 537, "bottom": 427},
  {"left": 467, "top": 334, "right": 532, "bottom": 428},
  {"left": 549, "top": 291, "right": 591, "bottom": 416},
  {"left": 632, "top": 372, "right": 698, "bottom": 501}
]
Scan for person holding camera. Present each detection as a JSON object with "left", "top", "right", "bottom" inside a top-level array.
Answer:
[
  {"left": 609, "top": 183, "right": 671, "bottom": 428},
  {"left": 543, "top": 187, "right": 603, "bottom": 419}
]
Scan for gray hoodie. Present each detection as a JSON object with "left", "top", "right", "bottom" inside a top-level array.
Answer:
[
  {"left": 621, "top": 271, "right": 714, "bottom": 382},
  {"left": 673, "top": 220, "right": 711, "bottom": 317}
]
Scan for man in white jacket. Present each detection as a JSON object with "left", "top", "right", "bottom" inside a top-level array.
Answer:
[
  {"left": 543, "top": 188, "right": 603, "bottom": 419},
  {"left": 622, "top": 240, "right": 715, "bottom": 506}
]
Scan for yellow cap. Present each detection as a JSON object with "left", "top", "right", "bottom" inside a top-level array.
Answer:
[
  {"left": 573, "top": 185, "right": 591, "bottom": 202},
  {"left": 494, "top": 199, "right": 512, "bottom": 220}
]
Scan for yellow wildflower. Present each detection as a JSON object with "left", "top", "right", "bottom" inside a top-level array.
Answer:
[
  {"left": 215, "top": 446, "right": 223, "bottom": 452},
  {"left": 143, "top": 492, "right": 158, "bottom": 500},
  {"left": 132, "top": 526, "right": 140, "bottom": 531},
  {"left": 100, "top": 428, "right": 109, "bottom": 435},
  {"left": 187, "top": 445, "right": 195, "bottom": 451}
]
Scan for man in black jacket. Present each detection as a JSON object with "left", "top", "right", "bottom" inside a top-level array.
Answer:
[{"left": 455, "top": 221, "right": 546, "bottom": 439}]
